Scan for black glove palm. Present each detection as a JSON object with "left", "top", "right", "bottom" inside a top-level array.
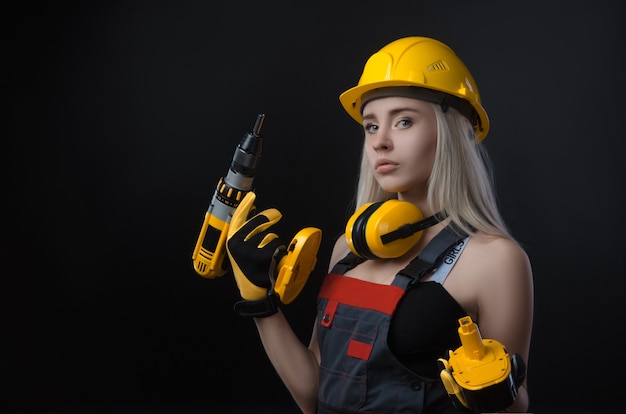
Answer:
[
  {"left": 227, "top": 212, "right": 286, "bottom": 292},
  {"left": 226, "top": 191, "right": 286, "bottom": 317}
]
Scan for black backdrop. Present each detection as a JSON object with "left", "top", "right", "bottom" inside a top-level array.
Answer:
[{"left": 4, "top": 1, "right": 624, "bottom": 413}]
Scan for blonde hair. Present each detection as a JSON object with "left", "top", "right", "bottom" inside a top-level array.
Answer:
[{"left": 352, "top": 102, "right": 512, "bottom": 240}]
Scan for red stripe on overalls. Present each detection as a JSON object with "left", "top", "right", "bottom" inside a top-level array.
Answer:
[{"left": 318, "top": 273, "right": 405, "bottom": 315}]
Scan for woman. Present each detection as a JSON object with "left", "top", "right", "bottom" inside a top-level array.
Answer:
[{"left": 226, "top": 36, "right": 534, "bottom": 413}]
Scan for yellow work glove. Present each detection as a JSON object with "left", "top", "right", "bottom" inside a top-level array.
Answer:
[{"left": 226, "top": 191, "right": 286, "bottom": 317}]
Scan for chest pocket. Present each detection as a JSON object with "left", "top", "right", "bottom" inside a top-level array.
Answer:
[{"left": 318, "top": 308, "right": 380, "bottom": 412}]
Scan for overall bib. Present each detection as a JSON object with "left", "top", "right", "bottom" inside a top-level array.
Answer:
[{"left": 316, "top": 225, "right": 469, "bottom": 414}]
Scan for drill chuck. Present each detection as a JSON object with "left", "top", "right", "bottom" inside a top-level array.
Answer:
[{"left": 231, "top": 114, "right": 264, "bottom": 176}]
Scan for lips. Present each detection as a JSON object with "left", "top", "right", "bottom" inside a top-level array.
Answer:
[{"left": 375, "top": 159, "right": 398, "bottom": 173}]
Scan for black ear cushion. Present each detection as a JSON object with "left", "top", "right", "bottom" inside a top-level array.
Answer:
[{"left": 351, "top": 202, "right": 384, "bottom": 260}]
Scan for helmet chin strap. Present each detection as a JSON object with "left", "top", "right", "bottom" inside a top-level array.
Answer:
[{"left": 379, "top": 211, "right": 448, "bottom": 245}]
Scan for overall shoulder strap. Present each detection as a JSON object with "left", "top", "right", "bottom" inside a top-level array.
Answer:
[
  {"left": 330, "top": 252, "right": 364, "bottom": 275},
  {"left": 398, "top": 223, "right": 469, "bottom": 283}
]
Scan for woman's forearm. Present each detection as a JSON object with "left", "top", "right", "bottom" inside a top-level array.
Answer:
[{"left": 254, "top": 310, "right": 319, "bottom": 413}]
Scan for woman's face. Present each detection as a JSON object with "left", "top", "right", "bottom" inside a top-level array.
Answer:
[{"left": 361, "top": 96, "right": 438, "bottom": 197}]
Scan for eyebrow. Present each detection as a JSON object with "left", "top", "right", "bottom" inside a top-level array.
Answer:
[{"left": 362, "top": 106, "right": 421, "bottom": 121}]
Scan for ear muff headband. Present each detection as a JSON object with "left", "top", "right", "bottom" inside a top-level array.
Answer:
[
  {"left": 380, "top": 213, "right": 446, "bottom": 244},
  {"left": 346, "top": 200, "right": 446, "bottom": 260}
]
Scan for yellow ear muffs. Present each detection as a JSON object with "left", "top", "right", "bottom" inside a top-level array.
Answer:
[{"left": 346, "top": 200, "right": 429, "bottom": 260}]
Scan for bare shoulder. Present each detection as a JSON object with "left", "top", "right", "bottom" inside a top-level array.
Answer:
[
  {"left": 445, "top": 232, "right": 534, "bottom": 331},
  {"left": 465, "top": 233, "right": 532, "bottom": 282},
  {"left": 462, "top": 233, "right": 533, "bottom": 312}
]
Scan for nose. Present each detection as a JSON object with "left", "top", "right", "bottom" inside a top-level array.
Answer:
[{"left": 371, "top": 127, "right": 393, "bottom": 151}]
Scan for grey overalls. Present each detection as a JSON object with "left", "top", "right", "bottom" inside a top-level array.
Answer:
[{"left": 316, "top": 225, "right": 469, "bottom": 414}]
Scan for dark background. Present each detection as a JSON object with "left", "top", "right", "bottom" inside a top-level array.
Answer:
[{"left": 4, "top": 1, "right": 624, "bottom": 413}]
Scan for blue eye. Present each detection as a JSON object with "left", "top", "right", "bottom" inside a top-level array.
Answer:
[
  {"left": 364, "top": 123, "right": 379, "bottom": 133},
  {"left": 398, "top": 119, "right": 412, "bottom": 128}
]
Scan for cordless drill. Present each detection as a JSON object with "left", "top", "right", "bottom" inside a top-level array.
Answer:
[{"left": 192, "top": 114, "right": 265, "bottom": 278}]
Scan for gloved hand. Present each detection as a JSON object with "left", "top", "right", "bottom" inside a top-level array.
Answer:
[{"left": 226, "top": 191, "right": 287, "bottom": 317}]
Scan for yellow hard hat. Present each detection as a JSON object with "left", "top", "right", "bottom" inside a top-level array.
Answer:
[{"left": 339, "top": 36, "right": 490, "bottom": 141}]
